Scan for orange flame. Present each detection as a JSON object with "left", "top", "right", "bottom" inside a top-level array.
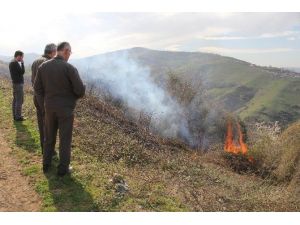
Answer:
[{"left": 224, "top": 120, "right": 248, "bottom": 155}]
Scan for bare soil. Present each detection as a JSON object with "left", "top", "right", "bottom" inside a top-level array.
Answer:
[{"left": 0, "top": 131, "right": 41, "bottom": 211}]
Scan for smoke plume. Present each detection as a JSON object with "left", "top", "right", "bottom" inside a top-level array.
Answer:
[{"left": 74, "top": 51, "right": 191, "bottom": 141}]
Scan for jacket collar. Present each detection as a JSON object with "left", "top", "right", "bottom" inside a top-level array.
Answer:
[
  {"left": 54, "top": 55, "right": 65, "bottom": 61},
  {"left": 42, "top": 54, "right": 51, "bottom": 60}
]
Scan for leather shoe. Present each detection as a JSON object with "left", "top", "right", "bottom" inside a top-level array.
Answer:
[
  {"left": 43, "top": 164, "right": 51, "bottom": 173},
  {"left": 14, "top": 117, "right": 26, "bottom": 121},
  {"left": 57, "top": 166, "right": 73, "bottom": 177}
]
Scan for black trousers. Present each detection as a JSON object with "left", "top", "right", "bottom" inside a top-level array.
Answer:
[
  {"left": 33, "top": 95, "right": 45, "bottom": 151},
  {"left": 44, "top": 107, "right": 74, "bottom": 172}
]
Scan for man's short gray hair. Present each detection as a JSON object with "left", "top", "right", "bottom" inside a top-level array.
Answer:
[
  {"left": 57, "top": 42, "right": 71, "bottom": 51},
  {"left": 44, "top": 43, "right": 57, "bottom": 55}
]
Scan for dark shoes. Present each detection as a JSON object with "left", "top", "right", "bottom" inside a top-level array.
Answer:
[
  {"left": 14, "top": 116, "right": 26, "bottom": 121},
  {"left": 43, "top": 164, "right": 51, "bottom": 173},
  {"left": 57, "top": 166, "right": 73, "bottom": 177},
  {"left": 43, "top": 165, "right": 73, "bottom": 177}
]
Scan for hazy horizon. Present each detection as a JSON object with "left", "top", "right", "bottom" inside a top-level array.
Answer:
[{"left": 1, "top": 12, "right": 300, "bottom": 67}]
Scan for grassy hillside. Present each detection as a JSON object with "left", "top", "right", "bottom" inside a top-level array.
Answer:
[
  {"left": 0, "top": 77, "right": 299, "bottom": 211},
  {"left": 0, "top": 60, "right": 9, "bottom": 76},
  {"left": 81, "top": 47, "right": 300, "bottom": 126}
]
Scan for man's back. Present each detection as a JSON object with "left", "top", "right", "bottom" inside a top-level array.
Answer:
[
  {"left": 31, "top": 55, "right": 49, "bottom": 86},
  {"left": 34, "top": 55, "right": 85, "bottom": 109}
]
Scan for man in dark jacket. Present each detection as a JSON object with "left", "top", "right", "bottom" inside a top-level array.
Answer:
[
  {"left": 31, "top": 43, "right": 57, "bottom": 153},
  {"left": 34, "top": 42, "right": 85, "bottom": 176},
  {"left": 9, "top": 50, "right": 25, "bottom": 121}
]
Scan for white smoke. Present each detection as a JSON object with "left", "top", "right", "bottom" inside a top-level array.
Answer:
[{"left": 74, "top": 51, "right": 191, "bottom": 140}]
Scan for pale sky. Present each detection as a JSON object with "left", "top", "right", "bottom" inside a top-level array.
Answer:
[{"left": 0, "top": 12, "right": 300, "bottom": 67}]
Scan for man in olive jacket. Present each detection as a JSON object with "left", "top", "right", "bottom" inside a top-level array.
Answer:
[
  {"left": 31, "top": 43, "right": 57, "bottom": 153},
  {"left": 34, "top": 42, "right": 85, "bottom": 176}
]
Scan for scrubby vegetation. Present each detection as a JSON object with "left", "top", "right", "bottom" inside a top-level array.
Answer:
[
  {"left": 247, "top": 121, "right": 300, "bottom": 185},
  {"left": 273, "top": 121, "right": 300, "bottom": 182},
  {"left": 248, "top": 122, "right": 282, "bottom": 175}
]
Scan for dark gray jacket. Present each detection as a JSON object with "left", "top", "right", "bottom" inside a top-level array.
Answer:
[
  {"left": 34, "top": 55, "right": 85, "bottom": 110},
  {"left": 31, "top": 55, "right": 51, "bottom": 86}
]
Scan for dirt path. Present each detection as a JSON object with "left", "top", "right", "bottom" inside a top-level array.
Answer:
[{"left": 0, "top": 131, "right": 41, "bottom": 211}]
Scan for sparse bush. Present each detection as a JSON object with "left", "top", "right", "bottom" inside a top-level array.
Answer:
[
  {"left": 248, "top": 122, "right": 282, "bottom": 175},
  {"left": 248, "top": 120, "right": 300, "bottom": 183},
  {"left": 165, "top": 70, "right": 228, "bottom": 149},
  {"left": 166, "top": 71, "right": 198, "bottom": 106},
  {"left": 185, "top": 94, "right": 228, "bottom": 149},
  {"left": 138, "top": 111, "right": 153, "bottom": 132},
  {"left": 273, "top": 121, "right": 300, "bottom": 181}
]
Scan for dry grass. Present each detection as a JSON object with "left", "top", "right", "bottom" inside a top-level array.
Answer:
[
  {"left": 248, "top": 122, "right": 282, "bottom": 177},
  {"left": 248, "top": 121, "right": 300, "bottom": 184},
  {"left": 273, "top": 121, "right": 300, "bottom": 181},
  {"left": 276, "top": 121, "right": 300, "bottom": 207},
  {"left": 74, "top": 91, "right": 300, "bottom": 211}
]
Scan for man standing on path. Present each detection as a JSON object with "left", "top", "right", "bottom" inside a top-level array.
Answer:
[
  {"left": 34, "top": 42, "right": 85, "bottom": 176},
  {"left": 9, "top": 51, "right": 25, "bottom": 121},
  {"left": 31, "top": 43, "right": 57, "bottom": 153}
]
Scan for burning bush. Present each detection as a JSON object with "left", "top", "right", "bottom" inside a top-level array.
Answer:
[
  {"left": 222, "top": 116, "right": 257, "bottom": 173},
  {"left": 223, "top": 153, "right": 257, "bottom": 173},
  {"left": 224, "top": 119, "right": 248, "bottom": 155}
]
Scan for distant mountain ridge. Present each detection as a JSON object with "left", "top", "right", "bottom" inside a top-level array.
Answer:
[
  {"left": 286, "top": 67, "right": 300, "bottom": 73},
  {"left": 0, "top": 53, "right": 40, "bottom": 66}
]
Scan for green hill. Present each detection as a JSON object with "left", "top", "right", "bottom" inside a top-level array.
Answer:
[
  {"left": 131, "top": 48, "right": 300, "bottom": 125},
  {"left": 81, "top": 47, "right": 300, "bottom": 126}
]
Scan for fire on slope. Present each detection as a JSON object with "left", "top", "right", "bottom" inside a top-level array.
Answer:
[
  {"left": 224, "top": 120, "right": 247, "bottom": 154},
  {"left": 224, "top": 119, "right": 253, "bottom": 162}
]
